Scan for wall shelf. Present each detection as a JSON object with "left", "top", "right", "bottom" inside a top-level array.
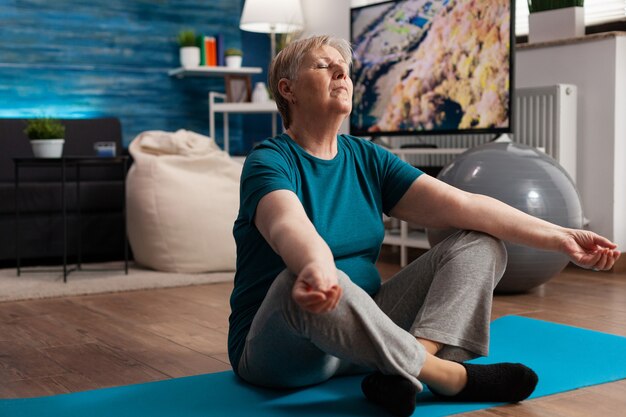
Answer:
[
  {"left": 168, "top": 66, "right": 263, "bottom": 78},
  {"left": 212, "top": 101, "right": 278, "bottom": 113},
  {"left": 209, "top": 92, "right": 279, "bottom": 154},
  {"left": 170, "top": 67, "right": 275, "bottom": 155}
]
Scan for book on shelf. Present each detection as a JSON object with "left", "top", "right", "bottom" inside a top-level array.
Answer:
[
  {"left": 197, "top": 35, "right": 205, "bottom": 66},
  {"left": 216, "top": 34, "right": 224, "bottom": 66},
  {"left": 205, "top": 36, "right": 217, "bottom": 66},
  {"left": 197, "top": 35, "right": 217, "bottom": 67}
]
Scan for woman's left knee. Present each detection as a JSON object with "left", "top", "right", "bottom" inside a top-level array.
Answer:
[{"left": 472, "top": 231, "right": 507, "bottom": 280}]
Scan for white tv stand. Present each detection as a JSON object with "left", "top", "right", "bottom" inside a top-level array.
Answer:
[{"left": 383, "top": 146, "right": 468, "bottom": 267}]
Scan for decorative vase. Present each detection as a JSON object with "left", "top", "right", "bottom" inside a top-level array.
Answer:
[
  {"left": 180, "top": 46, "right": 200, "bottom": 68},
  {"left": 30, "top": 139, "right": 65, "bottom": 158},
  {"left": 252, "top": 82, "right": 269, "bottom": 103},
  {"left": 528, "top": 6, "right": 585, "bottom": 43},
  {"left": 225, "top": 55, "right": 242, "bottom": 68}
]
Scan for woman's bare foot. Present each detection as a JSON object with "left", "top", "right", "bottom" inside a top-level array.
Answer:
[{"left": 417, "top": 354, "right": 467, "bottom": 395}]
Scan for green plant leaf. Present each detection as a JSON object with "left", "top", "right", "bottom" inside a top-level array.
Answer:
[
  {"left": 177, "top": 29, "right": 197, "bottom": 47},
  {"left": 528, "top": 0, "right": 584, "bottom": 13},
  {"left": 24, "top": 118, "right": 66, "bottom": 140},
  {"left": 224, "top": 48, "right": 243, "bottom": 56}
]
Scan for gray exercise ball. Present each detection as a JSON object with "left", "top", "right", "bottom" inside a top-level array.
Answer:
[{"left": 426, "top": 141, "right": 583, "bottom": 293}]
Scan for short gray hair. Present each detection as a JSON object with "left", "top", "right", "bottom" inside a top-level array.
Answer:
[{"left": 268, "top": 35, "right": 352, "bottom": 129}]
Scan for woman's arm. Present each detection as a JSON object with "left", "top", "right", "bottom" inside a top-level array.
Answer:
[
  {"left": 255, "top": 189, "right": 342, "bottom": 313},
  {"left": 390, "top": 175, "right": 620, "bottom": 270}
]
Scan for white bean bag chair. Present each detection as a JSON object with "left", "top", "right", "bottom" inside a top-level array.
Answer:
[{"left": 126, "top": 129, "right": 241, "bottom": 273}]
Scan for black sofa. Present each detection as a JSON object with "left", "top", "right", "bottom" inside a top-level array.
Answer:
[{"left": 0, "top": 118, "right": 129, "bottom": 268}]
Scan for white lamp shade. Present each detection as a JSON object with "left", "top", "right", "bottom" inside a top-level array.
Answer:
[{"left": 240, "top": 0, "right": 305, "bottom": 34}]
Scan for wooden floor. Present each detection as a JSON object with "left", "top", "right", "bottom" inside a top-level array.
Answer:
[{"left": 0, "top": 262, "right": 625, "bottom": 416}]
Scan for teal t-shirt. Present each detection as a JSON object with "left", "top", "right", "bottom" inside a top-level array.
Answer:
[{"left": 228, "top": 133, "right": 423, "bottom": 372}]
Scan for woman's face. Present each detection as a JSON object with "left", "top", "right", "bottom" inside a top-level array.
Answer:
[{"left": 290, "top": 45, "right": 353, "bottom": 118}]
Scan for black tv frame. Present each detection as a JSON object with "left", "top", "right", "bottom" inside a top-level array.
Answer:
[{"left": 349, "top": 0, "right": 516, "bottom": 138}]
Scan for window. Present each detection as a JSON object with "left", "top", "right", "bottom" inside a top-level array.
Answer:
[{"left": 517, "top": 0, "right": 626, "bottom": 36}]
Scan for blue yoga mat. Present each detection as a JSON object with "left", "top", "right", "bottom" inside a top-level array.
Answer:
[{"left": 1, "top": 316, "right": 625, "bottom": 417}]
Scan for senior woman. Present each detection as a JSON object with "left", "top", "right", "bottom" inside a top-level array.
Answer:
[{"left": 228, "top": 35, "right": 620, "bottom": 416}]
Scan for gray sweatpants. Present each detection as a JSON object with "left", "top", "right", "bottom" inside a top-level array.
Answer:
[{"left": 237, "top": 230, "right": 507, "bottom": 391}]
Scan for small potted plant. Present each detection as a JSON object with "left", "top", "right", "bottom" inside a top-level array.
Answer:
[
  {"left": 24, "top": 118, "right": 66, "bottom": 158},
  {"left": 528, "top": 0, "right": 585, "bottom": 43},
  {"left": 224, "top": 48, "right": 243, "bottom": 68},
  {"left": 178, "top": 29, "right": 200, "bottom": 68}
]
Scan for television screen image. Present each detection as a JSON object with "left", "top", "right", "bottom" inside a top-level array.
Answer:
[{"left": 350, "top": 0, "right": 513, "bottom": 136}]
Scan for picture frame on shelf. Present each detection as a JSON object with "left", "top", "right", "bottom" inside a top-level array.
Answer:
[{"left": 225, "top": 75, "right": 252, "bottom": 103}]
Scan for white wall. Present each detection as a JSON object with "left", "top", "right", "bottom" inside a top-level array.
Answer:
[
  {"left": 301, "top": 0, "right": 350, "bottom": 39},
  {"left": 516, "top": 36, "right": 625, "bottom": 247},
  {"left": 614, "top": 36, "right": 626, "bottom": 247},
  {"left": 301, "top": 0, "right": 351, "bottom": 134}
]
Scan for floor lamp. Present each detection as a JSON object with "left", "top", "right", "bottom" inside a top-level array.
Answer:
[
  {"left": 239, "top": 0, "right": 305, "bottom": 59},
  {"left": 239, "top": 0, "right": 304, "bottom": 137}
]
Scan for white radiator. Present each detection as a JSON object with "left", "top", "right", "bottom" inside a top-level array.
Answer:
[
  {"left": 514, "top": 84, "right": 577, "bottom": 182},
  {"left": 386, "top": 84, "right": 578, "bottom": 182}
]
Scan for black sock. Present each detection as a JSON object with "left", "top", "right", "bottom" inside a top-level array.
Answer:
[
  {"left": 430, "top": 362, "right": 538, "bottom": 403},
  {"left": 361, "top": 372, "right": 417, "bottom": 417}
]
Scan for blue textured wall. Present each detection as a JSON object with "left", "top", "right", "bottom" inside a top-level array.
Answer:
[
  {"left": 242, "top": 30, "right": 272, "bottom": 152},
  {"left": 0, "top": 0, "right": 250, "bottom": 151}
]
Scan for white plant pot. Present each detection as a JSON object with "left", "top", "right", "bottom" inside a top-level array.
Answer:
[
  {"left": 180, "top": 46, "right": 200, "bottom": 68},
  {"left": 225, "top": 55, "right": 242, "bottom": 68},
  {"left": 528, "top": 7, "right": 584, "bottom": 43},
  {"left": 30, "top": 139, "right": 65, "bottom": 158}
]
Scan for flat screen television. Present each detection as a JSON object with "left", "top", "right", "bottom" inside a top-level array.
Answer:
[{"left": 350, "top": 0, "right": 514, "bottom": 137}]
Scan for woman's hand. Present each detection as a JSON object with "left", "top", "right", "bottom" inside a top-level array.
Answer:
[
  {"left": 560, "top": 229, "right": 621, "bottom": 271},
  {"left": 292, "top": 262, "right": 343, "bottom": 314},
  {"left": 255, "top": 190, "right": 343, "bottom": 313}
]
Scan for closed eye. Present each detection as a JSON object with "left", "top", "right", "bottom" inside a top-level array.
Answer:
[{"left": 315, "top": 63, "right": 349, "bottom": 73}]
